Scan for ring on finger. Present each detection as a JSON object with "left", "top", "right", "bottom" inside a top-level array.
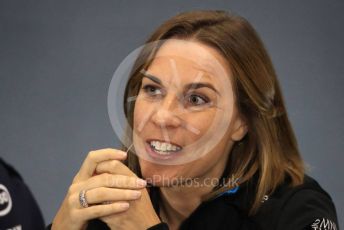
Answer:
[{"left": 79, "top": 190, "right": 89, "bottom": 208}]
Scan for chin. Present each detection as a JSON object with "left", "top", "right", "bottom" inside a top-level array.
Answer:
[{"left": 139, "top": 159, "right": 181, "bottom": 186}]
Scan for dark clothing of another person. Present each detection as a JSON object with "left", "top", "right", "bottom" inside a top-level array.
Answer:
[{"left": 0, "top": 158, "right": 45, "bottom": 230}]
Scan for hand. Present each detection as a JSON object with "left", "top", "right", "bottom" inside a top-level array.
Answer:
[
  {"left": 51, "top": 148, "right": 147, "bottom": 230},
  {"left": 95, "top": 160, "right": 162, "bottom": 230}
]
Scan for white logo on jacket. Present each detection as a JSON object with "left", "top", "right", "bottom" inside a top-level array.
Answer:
[
  {"left": 311, "top": 218, "right": 337, "bottom": 230},
  {"left": 0, "top": 184, "right": 12, "bottom": 216}
]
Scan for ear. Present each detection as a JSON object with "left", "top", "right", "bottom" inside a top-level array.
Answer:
[{"left": 230, "top": 116, "right": 248, "bottom": 141}]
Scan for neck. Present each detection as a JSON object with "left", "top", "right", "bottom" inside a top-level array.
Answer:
[
  {"left": 158, "top": 183, "right": 209, "bottom": 228},
  {"left": 158, "top": 162, "right": 227, "bottom": 229}
]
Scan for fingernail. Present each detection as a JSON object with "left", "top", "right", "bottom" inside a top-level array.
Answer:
[
  {"left": 131, "top": 190, "right": 142, "bottom": 198},
  {"left": 119, "top": 151, "right": 127, "bottom": 157},
  {"left": 136, "top": 179, "right": 147, "bottom": 187},
  {"left": 119, "top": 202, "right": 130, "bottom": 209}
]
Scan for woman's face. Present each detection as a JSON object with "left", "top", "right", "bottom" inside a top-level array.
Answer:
[{"left": 132, "top": 39, "right": 247, "bottom": 186}]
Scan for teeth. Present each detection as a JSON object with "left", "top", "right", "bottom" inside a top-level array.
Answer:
[
  {"left": 149, "top": 141, "right": 181, "bottom": 153},
  {"left": 155, "top": 141, "right": 161, "bottom": 149},
  {"left": 162, "top": 143, "right": 168, "bottom": 151},
  {"left": 155, "top": 150, "right": 170, "bottom": 155}
]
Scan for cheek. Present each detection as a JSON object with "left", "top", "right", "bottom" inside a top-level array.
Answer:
[
  {"left": 185, "top": 109, "right": 218, "bottom": 141},
  {"left": 133, "top": 99, "right": 147, "bottom": 130}
]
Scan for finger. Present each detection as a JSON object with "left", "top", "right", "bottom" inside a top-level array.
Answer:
[
  {"left": 95, "top": 159, "right": 136, "bottom": 177},
  {"left": 76, "top": 202, "right": 130, "bottom": 220},
  {"left": 74, "top": 173, "right": 147, "bottom": 192},
  {"left": 75, "top": 148, "right": 127, "bottom": 182},
  {"left": 81, "top": 187, "right": 142, "bottom": 205}
]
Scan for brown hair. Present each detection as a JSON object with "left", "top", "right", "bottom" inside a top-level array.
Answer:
[{"left": 120, "top": 10, "right": 305, "bottom": 215}]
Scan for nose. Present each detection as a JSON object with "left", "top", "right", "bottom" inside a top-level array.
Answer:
[{"left": 151, "top": 93, "right": 181, "bottom": 128}]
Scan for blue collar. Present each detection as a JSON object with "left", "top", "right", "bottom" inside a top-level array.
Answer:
[{"left": 215, "top": 186, "right": 240, "bottom": 199}]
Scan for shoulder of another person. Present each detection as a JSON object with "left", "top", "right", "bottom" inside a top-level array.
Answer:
[
  {"left": 255, "top": 174, "right": 339, "bottom": 230},
  {"left": 0, "top": 158, "right": 23, "bottom": 181},
  {"left": 0, "top": 158, "right": 45, "bottom": 230}
]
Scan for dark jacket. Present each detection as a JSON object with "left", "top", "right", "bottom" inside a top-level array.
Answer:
[
  {"left": 47, "top": 174, "right": 339, "bottom": 230},
  {"left": 0, "top": 158, "right": 45, "bottom": 230}
]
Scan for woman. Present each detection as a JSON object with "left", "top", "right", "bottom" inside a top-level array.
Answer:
[{"left": 49, "top": 10, "right": 339, "bottom": 230}]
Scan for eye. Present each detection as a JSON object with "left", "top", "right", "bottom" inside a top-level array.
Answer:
[
  {"left": 186, "top": 94, "right": 210, "bottom": 106},
  {"left": 141, "top": 84, "right": 163, "bottom": 97}
]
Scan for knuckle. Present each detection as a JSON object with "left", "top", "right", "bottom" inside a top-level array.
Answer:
[
  {"left": 72, "top": 173, "right": 80, "bottom": 183},
  {"left": 103, "top": 173, "right": 113, "bottom": 187},
  {"left": 87, "top": 150, "right": 97, "bottom": 161},
  {"left": 111, "top": 160, "right": 120, "bottom": 168},
  {"left": 67, "top": 195, "right": 75, "bottom": 207},
  {"left": 67, "top": 187, "right": 73, "bottom": 196},
  {"left": 115, "top": 159, "right": 127, "bottom": 169},
  {"left": 67, "top": 184, "right": 77, "bottom": 195},
  {"left": 112, "top": 176, "right": 121, "bottom": 188}
]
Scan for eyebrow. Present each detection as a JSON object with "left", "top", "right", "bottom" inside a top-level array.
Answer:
[{"left": 140, "top": 69, "right": 221, "bottom": 95}]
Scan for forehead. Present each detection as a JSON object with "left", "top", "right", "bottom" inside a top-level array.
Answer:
[{"left": 147, "top": 39, "right": 231, "bottom": 81}]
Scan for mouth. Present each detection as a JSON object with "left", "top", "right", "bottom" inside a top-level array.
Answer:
[{"left": 145, "top": 139, "right": 183, "bottom": 160}]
